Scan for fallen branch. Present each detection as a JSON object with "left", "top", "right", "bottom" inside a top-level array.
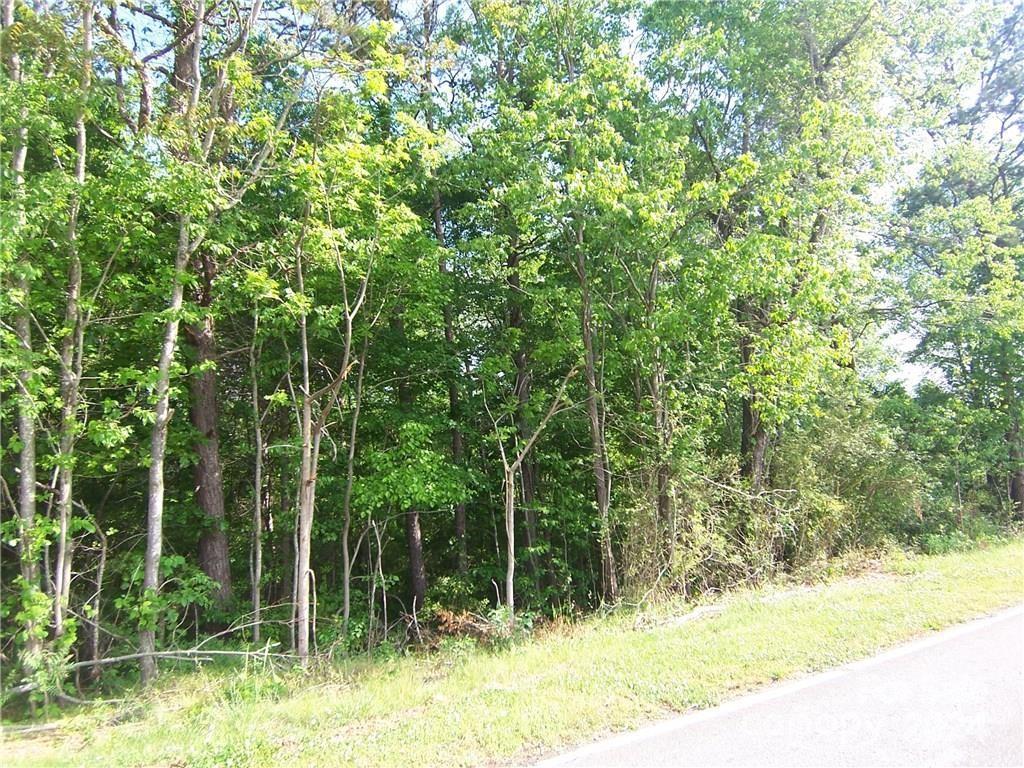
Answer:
[{"left": 64, "top": 648, "right": 299, "bottom": 670}]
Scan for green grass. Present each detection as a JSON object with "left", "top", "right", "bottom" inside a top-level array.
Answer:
[{"left": 7, "top": 540, "right": 1024, "bottom": 768}]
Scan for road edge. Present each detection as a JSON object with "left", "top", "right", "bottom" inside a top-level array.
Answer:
[{"left": 531, "top": 602, "right": 1024, "bottom": 768}]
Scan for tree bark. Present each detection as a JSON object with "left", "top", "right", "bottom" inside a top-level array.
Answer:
[
  {"left": 53, "top": 0, "right": 92, "bottom": 641},
  {"left": 643, "top": 261, "right": 673, "bottom": 566},
  {"left": 651, "top": 353, "right": 673, "bottom": 564},
  {"left": 342, "top": 338, "right": 367, "bottom": 635},
  {"left": 4, "top": 0, "right": 43, "bottom": 665},
  {"left": 506, "top": 240, "right": 542, "bottom": 584},
  {"left": 405, "top": 508, "right": 428, "bottom": 615},
  {"left": 249, "top": 331, "right": 263, "bottom": 643},
  {"left": 87, "top": 524, "right": 107, "bottom": 683},
  {"left": 741, "top": 395, "right": 769, "bottom": 494},
  {"left": 292, "top": 204, "right": 369, "bottom": 660},
  {"left": 189, "top": 309, "right": 231, "bottom": 608},
  {"left": 182, "top": 0, "right": 270, "bottom": 610},
  {"left": 504, "top": 467, "right": 516, "bottom": 619},
  {"left": 295, "top": 245, "right": 314, "bottom": 661},
  {"left": 1009, "top": 420, "right": 1024, "bottom": 520},
  {"left": 140, "top": 215, "right": 192, "bottom": 684},
  {"left": 737, "top": 300, "right": 769, "bottom": 494},
  {"left": 392, "top": 312, "right": 428, "bottom": 614},
  {"left": 576, "top": 242, "right": 618, "bottom": 603},
  {"left": 491, "top": 367, "right": 576, "bottom": 626},
  {"left": 140, "top": 0, "right": 206, "bottom": 685},
  {"left": 422, "top": 0, "right": 468, "bottom": 579},
  {"left": 434, "top": 191, "right": 468, "bottom": 577}
]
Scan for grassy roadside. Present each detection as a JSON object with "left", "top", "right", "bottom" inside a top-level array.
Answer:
[{"left": 6, "top": 540, "right": 1023, "bottom": 768}]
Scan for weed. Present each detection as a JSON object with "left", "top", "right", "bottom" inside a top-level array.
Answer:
[{"left": 7, "top": 540, "right": 1022, "bottom": 768}]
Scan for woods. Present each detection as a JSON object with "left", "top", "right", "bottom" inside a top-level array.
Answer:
[{"left": 1, "top": 0, "right": 1021, "bottom": 701}]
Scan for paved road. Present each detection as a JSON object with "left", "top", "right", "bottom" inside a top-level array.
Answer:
[{"left": 537, "top": 606, "right": 1024, "bottom": 767}]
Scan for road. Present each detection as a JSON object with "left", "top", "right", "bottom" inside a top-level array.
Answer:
[{"left": 536, "top": 605, "right": 1024, "bottom": 767}]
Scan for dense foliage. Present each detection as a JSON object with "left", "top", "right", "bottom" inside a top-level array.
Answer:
[{"left": 1, "top": 0, "right": 1021, "bottom": 699}]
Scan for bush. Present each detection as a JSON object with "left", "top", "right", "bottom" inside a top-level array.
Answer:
[
  {"left": 919, "top": 528, "right": 974, "bottom": 555},
  {"left": 918, "top": 516, "right": 1004, "bottom": 555},
  {"left": 485, "top": 606, "right": 534, "bottom": 648}
]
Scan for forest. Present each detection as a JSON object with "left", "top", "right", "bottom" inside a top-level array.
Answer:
[{"left": 1, "top": 0, "right": 1022, "bottom": 705}]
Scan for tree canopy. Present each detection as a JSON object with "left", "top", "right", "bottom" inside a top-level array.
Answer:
[{"left": 1, "top": 0, "right": 1021, "bottom": 697}]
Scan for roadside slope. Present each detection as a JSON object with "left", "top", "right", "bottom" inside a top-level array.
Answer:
[{"left": 7, "top": 541, "right": 1024, "bottom": 768}]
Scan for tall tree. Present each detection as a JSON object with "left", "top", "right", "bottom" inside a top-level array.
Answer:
[
  {"left": 53, "top": 0, "right": 94, "bottom": 642},
  {"left": 2, "top": 0, "right": 43, "bottom": 667}
]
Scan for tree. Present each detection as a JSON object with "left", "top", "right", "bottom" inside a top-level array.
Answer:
[
  {"left": 889, "top": 0, "right": 1024, "bottom": 518},
  {"left": 2, "top": 0, "right": 44, "bottom": 669},
  {"left": 2, "top": 0, "right": 1018, "bottom": 695},
  {"left": 645, "top": 0, "right": 886, "bottom": 507}
]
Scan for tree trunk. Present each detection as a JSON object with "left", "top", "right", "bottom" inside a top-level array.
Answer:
[
  {"left": 3, "top": 0, "right": 43, "bottom": 668},
  {"left": 504, "top": 467, "right": 516, "bottom": 624},
  {"left": 645, "top": 263, "right": 673, "bottom": 566},
  {"left": 249, "top": 333, "right": 263, "bottom": 643},
  {"left": 576, "top": 246, "right": 618, "bottom": 603},
  {"left": 741, "top": 396, "right": 769, "bottom": 494},
  {"left": 1009, "top": 420, "right": 1024, "bottom": 520},
  {"left": 506, "top": 241, "right": 542, "bottom": 584},
  {"left": 295, "top": 426, "right": 314, "bottom": 660},
  {"left": 392, "top": 311, "right": 428, "bottom": 614},
  {"left": 87, "top": 525, "right": 107, "bottom": 684},
  {"left": 292, "top": 201, "right": 368, "bottom": 659},
  {"left": 738, "top": 300, "right": 769, "bottom": 494},
  {"left": 54, "top": 0, "right": 93, "bottom": 641},
  {"left": 141, "top": 0, "right": 206, "bottom": 687},
  {"left": 494, "top": 367, "right": 576, "bottom": 626},
  {"left": 651, "top": 356, "right": 673, "bottom": 565},
  {"left": 420, "top": 0, "right": 467, "bottom": 572},
  {"left": 433, "top": 190, "right": 468, "bottom": 576},
  {"left": 140, "top": 214, "right": 192, "bottom": 684},
  {"left": 170, "top": 0, "right": 203, "bottom": 116},
  {"left": 405, "top": 509, "right": 428, "bottom": 615},
  {"left": 295, "top": 247, "right": 314, "bottom": 661},
  {"left": 342, "top": 338, "right": 367, "bottom": 636},
  {"left": 189, "top": 311, "right": 231, "bottom": 607}
]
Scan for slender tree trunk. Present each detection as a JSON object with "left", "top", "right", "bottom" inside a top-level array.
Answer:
[
  {"left": 651, "top": 353, "right": 673, "bottom": 564},
  {"left": 643, "top": 264, "right": 673, "bottom": 566},
  {"left": 576, "top": 245, "right": 618, "bottom": 603},
  {"left": 506, "top": 242, "right": 542, "bottom": 583},
  {"left": 1009, "top": 419, "right": 1023, "bottom": 520},
  {"left": 391, "top": 311, "right": 428, "bottom": 614},
  {"left": 741, "top": 395, "right": 769, "bottom": 494},
  {"left": 249, "top": 332, "right": 263, "bottom": 643},
  {"left": 421, "top": 0, "right": 468, "bottom": 577},
  {"left": 54, "top": 0, "right": 93, "bottom": 641},
  {"left": 492, "top": 368, "right": 576, "bottom": 626},
  {"left": 504, "top": 467, "right": 516, "bottom": 623},
  {"left": 434, "top": 190, "right": 468, "bottom": 576},
  {"left": 13, "top": 264, "right": 39, "bottom": 663},
  {"left": 295, "top": 431, "right": 314, "bottom": 660},
  {"left": 291, "top": 199, "right": 368, "bottom": 659},
  {"left": 342, "top": 338, "right": 367, "bottom": 636},
  {"left": 88, "top": 524, "right": 107, "bottom": 683},
  {"left": 295, "top": 247, "right": 314, "bottom": 661},
  {"left": 398, "top": 368, "right": 427, "bottom": 613},
  {"left": 141, "top": 0, "right": 205, "bottom": 685},
  {"left": 4, "top": 0, "right": 43, "bottom": 665},
  {"left": 737, "top": 300, "right": 769, "bottom": 494},
  {"left": 140, "top": 215, "right": 191, "bottom": 684}
]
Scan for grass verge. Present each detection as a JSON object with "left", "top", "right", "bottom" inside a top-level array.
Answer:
[{"left": 6, "top": 540, "right": 1023, "bottom": 768}]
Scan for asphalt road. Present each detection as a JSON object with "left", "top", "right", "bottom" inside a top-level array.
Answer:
[{"left": 536, "top": 605, "right": 1024, "bottom": 767}]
